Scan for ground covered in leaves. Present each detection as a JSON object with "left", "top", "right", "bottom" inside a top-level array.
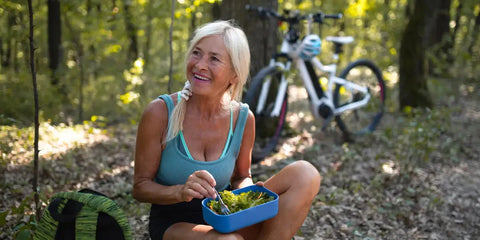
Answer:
[{"left": 1, "top": 79, "right": 479, "bottom": 239}]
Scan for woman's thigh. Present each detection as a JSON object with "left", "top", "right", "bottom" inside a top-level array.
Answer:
[
  {"left": 264, "top": 160, "right": 321, "bottom": 194},
  {"left": 164, "top": 222, "right": 244, "bottom": 240},
  {"left": 237, "top": 160, "right": 321, "bottom": 240}
]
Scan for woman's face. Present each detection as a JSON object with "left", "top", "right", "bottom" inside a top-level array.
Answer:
[{"left": 186, "top": 35, "right": 237, "bottom": 98}]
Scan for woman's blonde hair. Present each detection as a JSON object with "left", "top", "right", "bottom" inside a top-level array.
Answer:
[{"left": 166, "top": 20, "right": 251, "bottom": 142}]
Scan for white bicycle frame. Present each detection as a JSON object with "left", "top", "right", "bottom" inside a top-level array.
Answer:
[{"left": 255, "top": 19, "right": 371, "bottom": 119}]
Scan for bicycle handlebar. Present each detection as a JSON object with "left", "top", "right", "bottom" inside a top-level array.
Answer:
[
  {"left": 245, "top": 5, "right": 282, "bottom": 19},
  {"left": 245, "top": 4, "right": 342, "bottom": 25}
]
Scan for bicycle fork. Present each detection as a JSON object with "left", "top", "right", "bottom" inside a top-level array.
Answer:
[{"left": 256, "top": 61, "right": 291, "bottom": 117}]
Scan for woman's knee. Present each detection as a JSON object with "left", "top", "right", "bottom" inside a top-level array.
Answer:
[
  {"left": 289, "top": 160, "right": 321, "bottom": 186},
  {"left": 217, "top": 232, "right": 244, "bottom": 240},
  {"left": 286, "top": 160, "right": 322, "bottom": 200}
]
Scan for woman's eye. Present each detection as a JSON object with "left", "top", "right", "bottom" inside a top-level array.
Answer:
[
  {"left": 192, "top": 50, "right": 200, "bottom": 56},
  {"left": 211, "top": 56, "right": 220, "bottom": 62}
]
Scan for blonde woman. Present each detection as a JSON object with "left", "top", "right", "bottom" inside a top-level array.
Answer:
[{"left": 133, "top": 20, "right": 321, "bottom": 240}]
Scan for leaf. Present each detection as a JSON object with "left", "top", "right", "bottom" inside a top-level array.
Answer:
[
  {"left": 15, "top": 229, "right": 31, "bottom": 240},
  {"left": 0, "top": 210, "right": 8, "bottom": 226}
]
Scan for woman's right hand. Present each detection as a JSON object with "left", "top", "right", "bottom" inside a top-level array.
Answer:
[{"left": 179, "top": 170, "right": 217, "bottom": 202}]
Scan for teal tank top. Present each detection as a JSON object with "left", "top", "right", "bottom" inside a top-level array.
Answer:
[{"left": 154, "top": 94, "right": 249, "bottom": 191}]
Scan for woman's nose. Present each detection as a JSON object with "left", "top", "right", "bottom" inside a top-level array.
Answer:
[{"left": 196, "top": 56, "right": 208, "bottom": 70}]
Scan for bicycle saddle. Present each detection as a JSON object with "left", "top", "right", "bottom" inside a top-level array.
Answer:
[{"left": 325, "top": 36, "right": 354, "bottom": 45}]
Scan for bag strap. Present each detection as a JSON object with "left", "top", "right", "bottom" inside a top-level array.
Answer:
[
  {"left": 48, "top": 198, "right": 84, "bottom": 223},
  {"left": 79, "top": 188, "right": 108, "bottom": 197}
]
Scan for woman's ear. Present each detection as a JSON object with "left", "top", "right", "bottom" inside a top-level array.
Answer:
[{"left": 230, "top": 74, "right": 239, "bottom": 85}]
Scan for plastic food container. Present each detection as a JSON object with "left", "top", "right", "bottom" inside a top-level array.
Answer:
[{"left": 202, "top": 185, "right": 279, "bottom": 233}]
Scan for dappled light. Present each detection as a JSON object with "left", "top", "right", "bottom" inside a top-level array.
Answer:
[
  {"left": 39, "top": 123, "right": 109, "bottom": 159},
  {"left": 1, "top": 0, "right": 480, "bottom": 239},
  {"left": 382, "top": 160, "right": 399, "bottom": 175},
  {"left": 1, "top": 123, "right": 109, "bottom": 166}
]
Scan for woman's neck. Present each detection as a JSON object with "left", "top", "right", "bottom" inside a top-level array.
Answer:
[{"left": 187, "top": 94, "right": 230, "bottom": 120}]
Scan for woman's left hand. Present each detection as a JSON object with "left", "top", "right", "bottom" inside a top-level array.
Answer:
[{"left": 179, "top": 170, "right": 217, "bottom": 202}]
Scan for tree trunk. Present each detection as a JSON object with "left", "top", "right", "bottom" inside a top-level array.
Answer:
[
  {"left": 468, "top": 7, "right": 480, "bottom": 55},
  {"left": 451, "top": 3, "right": 462, "bottom": 57},
  {"left": 64, "top": 13, "right": 86, "bottom": 123},
  {"left": 190, "top": 9, "right": 197, "bottom": 41},
  {"left": 168, "top": 0, "right": 175, "bottom": 93},
  {"left": 1, "top": 12, "right": 15, "bottom": 68},
  {"left": 215, "top": 0, "right": 279, "bottom": 79},
  {"left": 0, "top": 37, "right": 11, "bottom": 69},
  {"left": 144, "top": 0, "right": 154, "bottom": 68},
  {"left": 27, "top": 0, "right": 41, "bottom": 221},
  {"left": 399, "top": 0, "right": 433, "bottom": 110},
  {"left": 424, "top": 0, "right": 451, "bottom": 47},
  {"left": 48, "top": 0, "right": 62, "bottom": 85},
  {"left": 123, "top": 0, "right": 139, "bottom": 64},
  {"left": 425, "top": 0, "right": 452, "bottom": 73},
  {"left": 87, "top": 2, "right": 101, "bottom": 83}
]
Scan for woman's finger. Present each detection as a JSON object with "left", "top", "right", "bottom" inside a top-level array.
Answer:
[{"left": 187, "top": 171, "right": 216, "bottom": 198}]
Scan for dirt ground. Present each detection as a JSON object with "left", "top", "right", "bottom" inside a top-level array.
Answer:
[
  {"left": 253, "top": 85, "right": 480, "bottom": 240},
  {"left": 1, "top": 83, "right": 479, "bottom": 239}
]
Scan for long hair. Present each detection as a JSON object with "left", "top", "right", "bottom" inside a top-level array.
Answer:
[{"left": 166, "top": 20, "right": 251, "bottom": 142}]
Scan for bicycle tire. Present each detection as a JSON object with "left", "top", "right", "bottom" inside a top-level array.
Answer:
[
  {"left": 244, "top": 66, "right": 288, "bottom": 163},
  {"left": 333, "top": 59, "right": 386, "bottom": 138}
]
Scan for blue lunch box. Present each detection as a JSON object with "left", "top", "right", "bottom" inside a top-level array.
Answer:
[{"left": 202, "top": 185, "right": 279, "bottom": 233}]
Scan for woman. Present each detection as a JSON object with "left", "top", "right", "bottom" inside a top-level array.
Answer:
[{"left": 132, "top": 20, "right": 321, "bottom": 240}]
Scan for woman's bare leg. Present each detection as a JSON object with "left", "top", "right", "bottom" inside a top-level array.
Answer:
[
  {"left": 164, "top": 160, "right": 320, "bottom": 240},
  {"left": 239, "top": 160, "right": 321, "bottom": 240},
  {"left": 164, "top": 222, "right": 244, "bottom": 240}
]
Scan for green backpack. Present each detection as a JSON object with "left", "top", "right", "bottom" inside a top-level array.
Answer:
[{"left": 34, "top": 189, "right": 132, "bottom": 240}]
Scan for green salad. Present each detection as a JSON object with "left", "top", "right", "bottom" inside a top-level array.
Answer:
[{"left": 207, "top": 190, "right": 274, "bottom": 215}]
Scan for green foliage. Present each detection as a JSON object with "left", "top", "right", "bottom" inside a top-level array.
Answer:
[
  {"left": 0, "top": 191, "right": 45, "bottom": 240},
  {"left": 1, "top": 0, "right": 479, "bottom": 126},
  {"left": 207, "top": 190, "right": 274, "bottom": 215},
  {"left": 390, "top": 107, "right": 459, "bottom": 174},
  {"left": 0, "top": 0, "right": 220, "bottom": 126}
]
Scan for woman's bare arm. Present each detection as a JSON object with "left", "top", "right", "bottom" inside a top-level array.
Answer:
[
  {"left": 132, "top": 97, "right": 216, "bottom": 204},
  {"left": 132, "top": 99, "right": 184, "bottom": 204},
  {"left": 230, "top": 109, "right": 256, "bottom": 189}
]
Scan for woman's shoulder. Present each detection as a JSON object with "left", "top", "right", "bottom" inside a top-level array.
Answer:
[
  {"left": 157, "top": 93, "right": 181, "bottom": 105},
  {"left": 142, "top": 93, "right": 177, "bottom": 121},
  {"left": 232, "top": 101, "right": 254, "bottom": 122},
  {"left": 141, "top": 98, "right": 167, "bottom": 122}
]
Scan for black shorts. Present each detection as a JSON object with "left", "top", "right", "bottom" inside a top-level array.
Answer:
[{"left": 149, "top": 198, "right": 207, "bottom": 240}]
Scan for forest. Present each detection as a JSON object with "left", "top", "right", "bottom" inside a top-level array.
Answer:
[{"left": 1, "top": 0, "right": 479, "bottom": 239}]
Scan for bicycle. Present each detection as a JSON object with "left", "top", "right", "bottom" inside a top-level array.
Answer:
[{"left": 244, "top": 5, "right": 386, "bottom": 163}]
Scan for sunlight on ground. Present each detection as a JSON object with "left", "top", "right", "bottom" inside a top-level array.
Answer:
[
  {"left": 39, "top": 123, "right": 109, "bottom": 156},
  {"left": 286, "top": 86, "right": 315, "bottom": 128},
  {"left": 459, "top": 83, "right": 480, "bottom": 121},
  {"left": 261, "top": 86, "right": 317, "bottom": 167},
  {"left": 382, "top": 160, "right": 399, "bottom": 175},
  {"left": 5, "top": 123, "right": 110, "bottom": 165}
]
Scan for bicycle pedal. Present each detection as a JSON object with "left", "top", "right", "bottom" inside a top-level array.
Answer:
[{"left": 321, "top": 115, "right": 333, "bottom": 131}]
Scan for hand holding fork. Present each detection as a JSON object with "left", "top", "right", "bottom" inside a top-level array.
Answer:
[{"left": 213, "top": 188, "right": 231, "bottom": 215}]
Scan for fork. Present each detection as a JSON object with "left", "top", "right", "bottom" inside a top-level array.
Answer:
[{"left": 213, "top": 188, "right": 231, "bottom": 215}]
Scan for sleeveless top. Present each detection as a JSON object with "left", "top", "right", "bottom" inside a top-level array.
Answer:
[{"left": 154, "top": 94, "right": 249, "bottom": 191}]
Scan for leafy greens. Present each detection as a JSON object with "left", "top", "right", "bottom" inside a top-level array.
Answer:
[{"left": 208, "top": 190, "right": 274, "bottom": 215}]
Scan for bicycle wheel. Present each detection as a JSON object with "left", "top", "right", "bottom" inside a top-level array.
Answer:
[
  {"left": 333, "top": 59, "right": 386, "bottom": 137},
  {"left": 244, "top": 66, "right": 288, "bottom": 163}
]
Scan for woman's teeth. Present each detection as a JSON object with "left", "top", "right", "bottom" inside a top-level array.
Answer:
[{"left": 194, "top": 74, "right": 209, "bottom": 81}]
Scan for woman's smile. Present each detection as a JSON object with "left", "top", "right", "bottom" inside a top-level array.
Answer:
[{"left": 193, "top": 73, "right": 210, "bottom": 82}]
